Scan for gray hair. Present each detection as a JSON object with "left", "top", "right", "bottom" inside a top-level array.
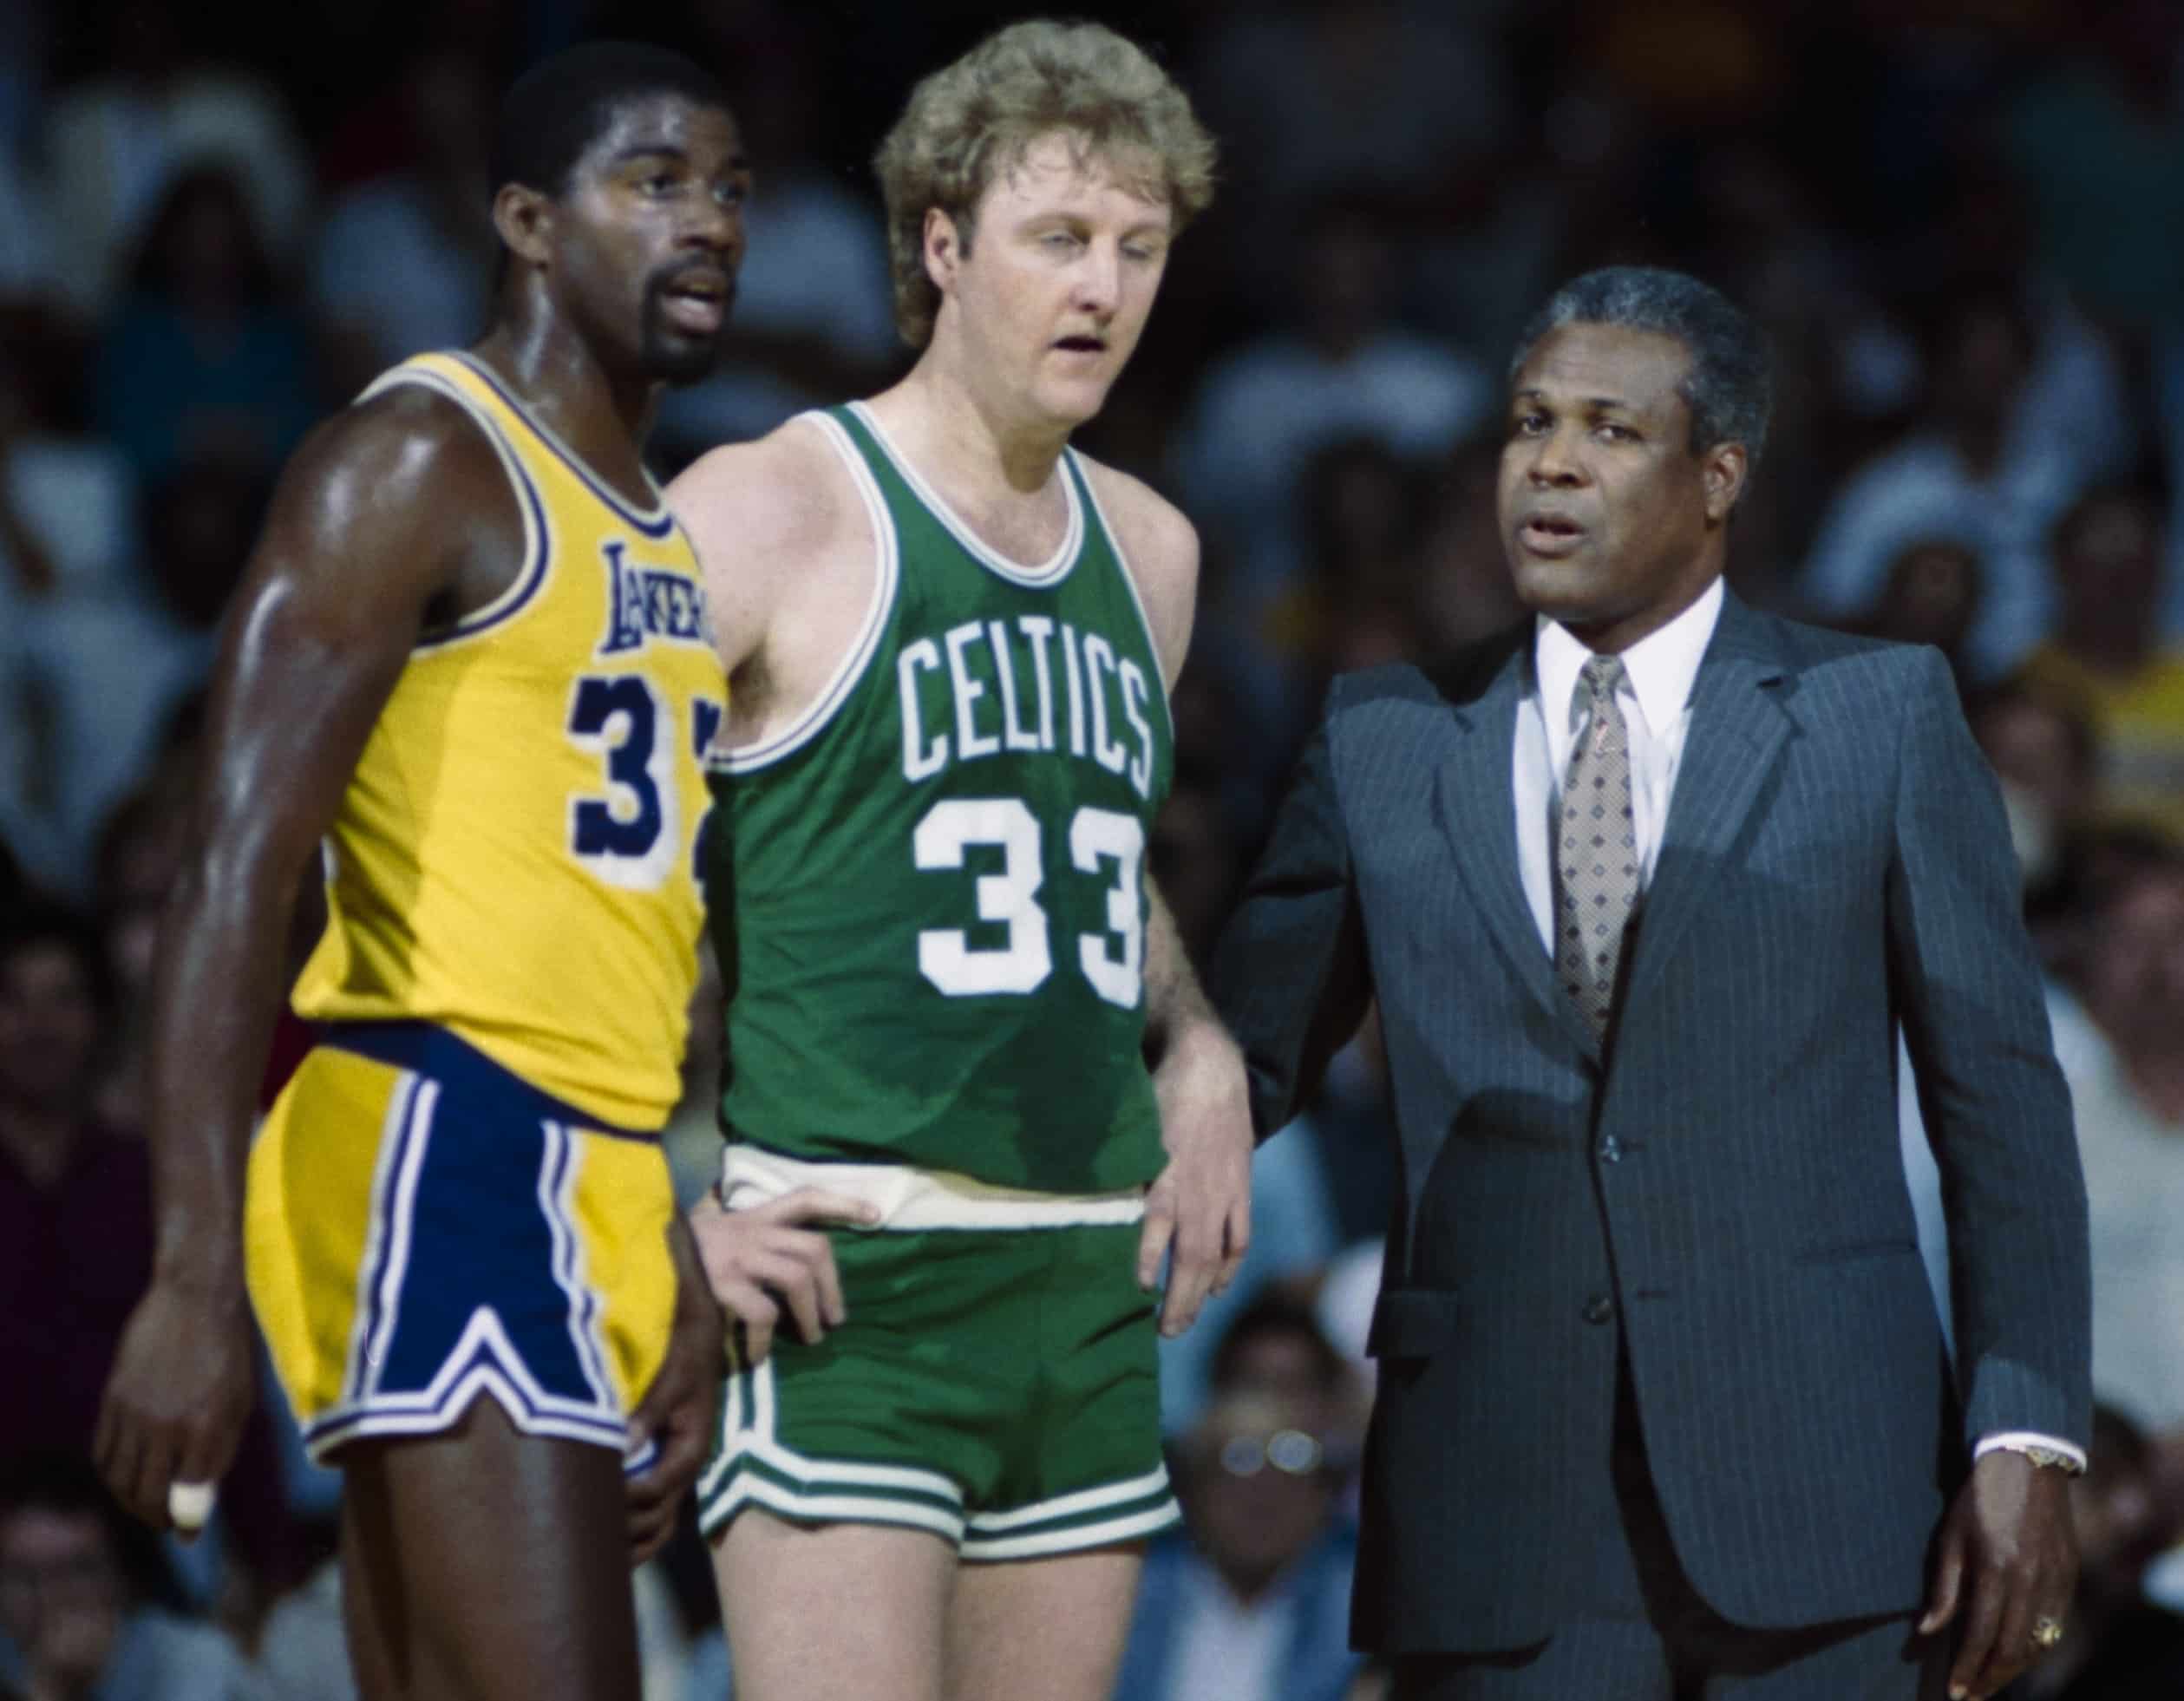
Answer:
[{"left": 1508, "top": 266, "right": 1774, "bottom": 468}]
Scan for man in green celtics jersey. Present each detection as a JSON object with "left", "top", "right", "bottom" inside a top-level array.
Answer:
[{"left": 664, "top": 18, "right": 1253, "bottom": 1700}]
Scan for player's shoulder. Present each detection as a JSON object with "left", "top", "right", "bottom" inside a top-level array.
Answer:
[
  {"left": 310, "top": 380, "right": 505, "bottom": 497},
  {"left": 1070, "top": 450, "right": 1199, "bottom": 580},
  {"left": 258, "top": 379, "right": 511, "bottom": 561},
  {"left": 665, "top": 410, "right": 860, "bottom": 562}
]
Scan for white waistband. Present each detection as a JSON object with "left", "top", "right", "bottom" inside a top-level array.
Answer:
[{"left": 716, "top": 1145, "right": 1148, "bottom": 1232}]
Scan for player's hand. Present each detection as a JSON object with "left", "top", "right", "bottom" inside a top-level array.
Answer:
[
  {"left": 1141, "top": 1024, "right": 1252, "bottom": 1338},
  {"left": 624, "top": 1272, "right": 723, "bottom": 1566},
  {"left": 686, "top": 1187, "right": 879, "bottom": 1364},
  {"left": 1918, "top": 1449, "right": 2079, "bottom": 1699},
  {"left": 92, "top": 1277, "right": 254, "bottom": 1537}
]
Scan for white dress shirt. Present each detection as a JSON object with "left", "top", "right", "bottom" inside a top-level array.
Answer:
[
  {"left": 1513, "top": 579, "right": 1723, "bottom": 952},
  {"left": 1507, "top": 576, "right": 2083, "bottom": 1471}
]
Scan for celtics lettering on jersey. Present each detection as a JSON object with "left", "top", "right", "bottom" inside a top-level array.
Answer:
[
  {"left": 899, "top": 615, "right": 1156, "bottom": 1006},
  {"left": 708, "top": 403, "right": 1174, "bottom": 1194}
]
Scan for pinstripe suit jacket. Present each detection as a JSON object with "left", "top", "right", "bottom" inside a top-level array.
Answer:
[{"left": 1210, "top": 590, "right": 2091, "bottom": 1654}]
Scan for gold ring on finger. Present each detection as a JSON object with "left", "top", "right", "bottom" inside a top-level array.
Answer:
[{"left": 2030, "top": 1616, "right": 2065, "bottom": 1649}]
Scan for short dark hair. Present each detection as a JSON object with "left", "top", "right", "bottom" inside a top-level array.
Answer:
[
  {"left": 1509, "top": 266, "right": 1774, "bottom": 468},
  {"left": 1207, "top": 1292, "right": 1349, "bottom": 1399},
  {"left": 489, "top": 41, "right": 729, "bottom": 206}
]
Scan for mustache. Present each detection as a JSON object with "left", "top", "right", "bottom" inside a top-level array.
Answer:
[{"left": 647, "top": 257, "right": 736, "bottom": 299}]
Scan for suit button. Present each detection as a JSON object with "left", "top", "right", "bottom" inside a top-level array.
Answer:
[
  {"left": 1599, "top": 1135, "right": 1622, "bottom": 1163},
  {"left": 1583, "top": 1295, "right": 1615, "bottom": 1325}
]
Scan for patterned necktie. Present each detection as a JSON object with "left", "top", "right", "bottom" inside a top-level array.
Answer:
[{"left": 1556, "top": 654, "right": 1638, "bottom": 1037}]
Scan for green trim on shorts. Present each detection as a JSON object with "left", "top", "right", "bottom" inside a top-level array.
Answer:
[
  {"left": 696, "top": 1221, "right": 1179, "bottom": 1559},
  {"left": 698, "top": 1355, "right": 969, "bottom": 1544}
]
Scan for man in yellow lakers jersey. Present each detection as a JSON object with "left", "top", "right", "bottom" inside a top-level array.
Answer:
[
  {"left": 94, "top": 43, "right": 744, "bottom": 1701},
  {"left": 666, "top": 21, "right": 1256, "bottom": 1701}
]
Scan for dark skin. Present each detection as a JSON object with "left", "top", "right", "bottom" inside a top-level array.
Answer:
[
  {"left": 1500, "top": 323, "right": 1745, "bottom": 653},
  {"left": 1500, "top": 321, "right": 2076, "bottom": 1701},
  {"left": 92, "top": 91, "right": 749, "bottom": 1700}
]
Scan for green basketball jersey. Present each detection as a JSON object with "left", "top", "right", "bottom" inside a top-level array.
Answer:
[{"left": 704, "top": 402, "right": 1174, "bottom": 1193}]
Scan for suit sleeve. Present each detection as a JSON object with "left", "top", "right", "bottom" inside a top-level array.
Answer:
[
  {"left": 1209, "top": 695, "right": 1373, "bottom": 1141},
  {"left": 1886, "top": 648, "right": 2091, "bottom": 1451}
]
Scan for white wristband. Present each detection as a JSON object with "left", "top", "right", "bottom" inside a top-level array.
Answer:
[{"left": 167, "top": 1480, "right": 217, "bottom": 1532}]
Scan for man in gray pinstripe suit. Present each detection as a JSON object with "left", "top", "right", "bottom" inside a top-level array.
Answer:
[{"left": 1210, "top": 268, "right": 2091, "bottom": 1700}]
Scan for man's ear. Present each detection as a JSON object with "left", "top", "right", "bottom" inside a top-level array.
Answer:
[
  {"left": 493, "top": 183, "right": 553, "bottom": 273},
  {"left": 1702, "top": 441, "right": 1749, "bottom": 524},
  {"left": 922, "top": 206, "right": 964, "bottom": 299}
]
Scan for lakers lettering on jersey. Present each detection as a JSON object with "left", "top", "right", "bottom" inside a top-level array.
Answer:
[
  {"left": 291, "top": 351, "right": 726, "bottom": 1132},
  {"left": 709, "top": 402, "right": 1173, "bottom": 1195}
]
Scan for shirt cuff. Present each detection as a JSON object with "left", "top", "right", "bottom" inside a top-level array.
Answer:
[{"left": 1973, "top": 1432, "right": 2087, "bottom": 1474}]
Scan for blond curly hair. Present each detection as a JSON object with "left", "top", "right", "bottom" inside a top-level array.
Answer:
[{"left": 873, "top": 19, "right": 1218, "bottom": 350}]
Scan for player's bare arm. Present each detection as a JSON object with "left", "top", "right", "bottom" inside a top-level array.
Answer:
[
  {"left": 625, "top": 1214, "right": 737, "bottom": 1561},
  {"left": 672, "top": 417, "right": 878, "bottom": 739},
  {"left": 93, "top": 389, "right": 522, "bottom": 1532},
  {"left": 1079, "top": 455, "right": 1252, "bottom": 1336},
  {"left": 667, "top": 421, "right": 885, "bottom": 1354},
  {"left": 1077, "top": 455, "right": 1200, "bottom": 698}
]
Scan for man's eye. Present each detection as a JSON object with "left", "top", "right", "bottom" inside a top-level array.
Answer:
[{"left": 1043, "top": 231, "right": 1081, "bottom": 250}]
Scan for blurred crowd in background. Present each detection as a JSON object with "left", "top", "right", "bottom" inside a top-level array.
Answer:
[{"left": 4, "top": 0, "right": 2184, "bottom": 1696}]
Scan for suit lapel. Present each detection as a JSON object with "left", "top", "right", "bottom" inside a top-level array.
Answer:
[
  {"left": 1618, "top": 593, "right": 1792, "bottom": 1013},
  {"left": 1432, "top": 639, "right": 1603, "bottom": 1060}
]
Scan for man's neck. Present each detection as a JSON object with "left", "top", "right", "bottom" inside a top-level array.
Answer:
[
  {"left": 879, "top": 356, "right": 1074, "bottom": 501},
  {"left": 475, "top": 305, "right": 656, "bottom": 462}
]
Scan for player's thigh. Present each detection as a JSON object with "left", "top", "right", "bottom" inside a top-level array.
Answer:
[
  {"left": 339, "top": 1399, "right": 641, "bottom": 1701},
  {"left": 944, "top": 1541, "right": 1146, "bottom": 1701},
  {"left": 712, "top": 1506, "right": 957, "bottom": 1701}
]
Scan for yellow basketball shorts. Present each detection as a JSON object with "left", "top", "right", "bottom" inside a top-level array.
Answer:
[{"left": 246, "top": 1021, "right": 677, "bottom": 1468}]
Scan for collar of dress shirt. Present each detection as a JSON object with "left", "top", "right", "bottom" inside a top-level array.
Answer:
[{"left": 1533, "top": 575, "right": 1726, "bottom": 743}]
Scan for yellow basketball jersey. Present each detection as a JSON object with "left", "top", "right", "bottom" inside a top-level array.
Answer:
[{"left": 291, "top": 351, "right": 725, "bottom": 1131}]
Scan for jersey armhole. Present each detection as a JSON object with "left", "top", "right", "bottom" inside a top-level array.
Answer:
[
  {"left": 709, "top": 411, "right": 900, "bottom": 774},
  {"left": 358, "top": 365, "right": 553, "bottom": 652},
  {"left": 1066, "top": 450, "right": 1174, "bottom": 727}
]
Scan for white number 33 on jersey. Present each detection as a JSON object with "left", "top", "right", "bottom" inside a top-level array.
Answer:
[{"left": 912, "top": 798, "right": 1143, "bottom": 1008}]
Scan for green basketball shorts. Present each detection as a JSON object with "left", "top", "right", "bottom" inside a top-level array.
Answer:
[{"left": 695, "top": 1174, "right": 1179, "bottom": 1561}]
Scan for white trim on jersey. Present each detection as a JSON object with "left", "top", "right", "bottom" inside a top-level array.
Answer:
[
  {"left": 710, "top": 411, "right": 902, "bottom": 775},
  {"left": 358, "top": 365, "right": 553, "bottom": 652},
  {"left": 1064, "top": 447, "right": 1174, "bottom": 726},
  {"left": 847, "top": 401, "right": 1082, "bottom": 587},
  {"left": 444, "top": 351, "right": 676, "bottom": 533}
]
